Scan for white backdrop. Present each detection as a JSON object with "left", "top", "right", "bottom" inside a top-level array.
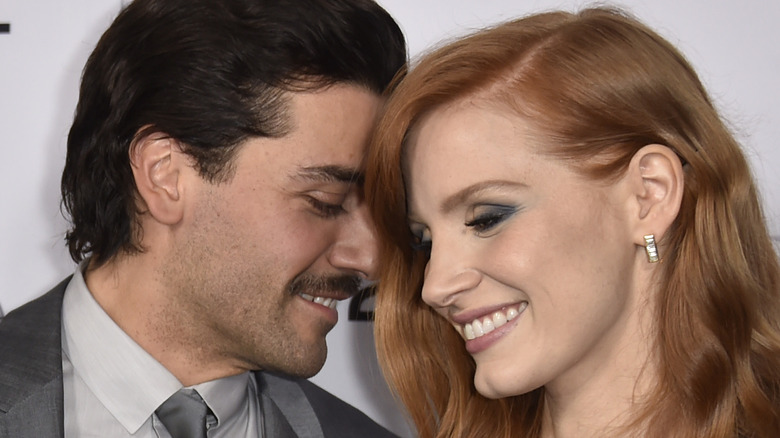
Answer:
[{"left": 1, "top": 1, "right": 778, "bottom": 436}]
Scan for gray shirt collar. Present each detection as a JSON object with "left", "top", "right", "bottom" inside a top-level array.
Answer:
[{"left": 62, "top": 262, "right": 257, "bottom": 435}]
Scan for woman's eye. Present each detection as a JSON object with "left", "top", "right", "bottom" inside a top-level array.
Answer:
[
  {"left": 465, "top": 205, "right": 517, "bottom": 234},
  {"left": 308, "top": 197, "right": 345, "bottom": 218},
  {"left": 409, "top": 228, "right": 432, "bottom": 256},
  {"left": 410, "top": 236, "right": 431, "bottom": 253}
]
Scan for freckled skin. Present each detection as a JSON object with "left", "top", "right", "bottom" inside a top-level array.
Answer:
[{"left": 407, "top": 100, "right": 648, "bottom": 402}]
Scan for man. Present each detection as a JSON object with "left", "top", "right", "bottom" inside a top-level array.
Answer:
[{"left": 0, "top": 0, "right": 406, "bottom": 436}]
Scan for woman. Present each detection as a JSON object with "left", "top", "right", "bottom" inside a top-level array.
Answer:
[{"left": 366, "top": 8, "right": 780, "bottom": 438}]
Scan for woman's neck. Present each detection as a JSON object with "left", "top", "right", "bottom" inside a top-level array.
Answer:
[{"left": 539, "top": 300, "right": 657, "bottom": 438}]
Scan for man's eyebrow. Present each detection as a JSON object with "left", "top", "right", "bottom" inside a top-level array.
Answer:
[
  {"left": 440, "top": 180, "right": 527, "bottom": 214},
  {"left": 294, "top": 165, "right": 364, "bottom": 186}
]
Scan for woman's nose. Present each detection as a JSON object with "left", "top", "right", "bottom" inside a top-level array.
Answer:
[{"left": 420, "top": 238, "right": 481, "bottom": 308}]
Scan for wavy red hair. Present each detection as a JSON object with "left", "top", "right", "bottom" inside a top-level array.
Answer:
[{"left": 366, "top": 8, "right": 780, "bottom": 437}]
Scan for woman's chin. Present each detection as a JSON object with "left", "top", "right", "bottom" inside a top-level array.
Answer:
[{"left": 474, "top": 369, "right": 538, "bottom": 400}]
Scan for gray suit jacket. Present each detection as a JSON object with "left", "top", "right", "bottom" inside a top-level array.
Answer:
[{"left": 0, "top": 277, "right": 397, "bottom": 438}]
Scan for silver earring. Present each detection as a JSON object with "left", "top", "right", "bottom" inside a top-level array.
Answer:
[{"left": 643, "top": 234, "right": 659, "bottom": 263}]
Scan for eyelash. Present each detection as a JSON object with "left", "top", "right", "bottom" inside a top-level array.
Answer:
[
  {"left": 410, "top": 238, "right": 431, "bottom": 252},
  {"left": 307, "top": 197, "right": 345, "bottom": 218},
  {"left": 465, "top": 206, "right": 516, "bottom": 233},
  {"left": 408, "top": 206, "right": 516, "bottom": 255},
  {"left": 409, "top": 230, "right": 431, "bottom": 256}
]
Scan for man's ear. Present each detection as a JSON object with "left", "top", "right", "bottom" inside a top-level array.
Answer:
[
  {"left": 626, "top": 144, "right": 685, "bottom": 246},
  {"left": 129, "top": 130, "right": 189, "bottom": 225}
]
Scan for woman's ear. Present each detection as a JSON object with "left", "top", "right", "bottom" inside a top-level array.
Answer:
[
  {"left": 626, "top": 144, "right": 685, "bottom": 247},
  {"left": 129, "top": 130, "right": 189, "bottom": 225}
]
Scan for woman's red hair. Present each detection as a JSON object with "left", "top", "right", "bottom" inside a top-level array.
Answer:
[{"left": 366, "top": 7, "right": 780, "bottom": 437}]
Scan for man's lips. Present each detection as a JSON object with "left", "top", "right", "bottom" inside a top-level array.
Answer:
[{"left": 297, "top": 292, "right": 349, "bottom": 309}]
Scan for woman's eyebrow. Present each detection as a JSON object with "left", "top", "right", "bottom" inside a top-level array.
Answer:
[{"left": 440, "top": 180, "right": 527, "bottom": 214}]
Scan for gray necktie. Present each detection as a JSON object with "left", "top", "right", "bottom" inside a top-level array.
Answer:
[{"left": 156, "top": 388, "right": 212, "bottom": 438}]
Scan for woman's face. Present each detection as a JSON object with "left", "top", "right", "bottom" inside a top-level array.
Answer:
[{"left": 405, "top": 100, "right": 647, "bottom": 399}]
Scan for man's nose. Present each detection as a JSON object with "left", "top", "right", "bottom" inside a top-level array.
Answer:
[{"left": 327, "top": 202, "right": 379, "bottom": 280}]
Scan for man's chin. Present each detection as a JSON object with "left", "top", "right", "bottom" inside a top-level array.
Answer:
[
  {"left": 264, "top": 343, "right": 328, "bottom": 378},
  {"left": 298, "top": 343, "right": 328, "bottom": 377}
]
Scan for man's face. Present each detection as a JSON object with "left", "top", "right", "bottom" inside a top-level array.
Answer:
[{"left": 162, "top": 84, "right": 381, "bottom": 377}]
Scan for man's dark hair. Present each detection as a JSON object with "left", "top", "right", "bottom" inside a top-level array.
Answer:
[{"left": 61, "top": 0, "right": 406, "bottom": 266}]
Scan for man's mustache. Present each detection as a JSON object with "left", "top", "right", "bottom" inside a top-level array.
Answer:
[{"left": 287, "top": 274, "right": 363, "bottom": 298}]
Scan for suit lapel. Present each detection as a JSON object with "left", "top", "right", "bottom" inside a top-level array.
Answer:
[
  {"left": 255, "top": 372, "right": 324, "bottom": 438},
  {"left": 0, "top": 281, "right": 332, "bottom": 438},
  {"left": 259, "top": 392, "right": 298, "bottom": 438},
  {"left": 0, "top": 278, "right": 70, "bottom": 438}
]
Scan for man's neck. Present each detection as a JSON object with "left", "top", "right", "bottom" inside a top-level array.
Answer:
[{"left": 84, "top": 256, "right": 248, "bottom": 386}]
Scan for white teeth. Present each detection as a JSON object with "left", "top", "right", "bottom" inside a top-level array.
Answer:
[
  {"left": 493, "top": 311, "right": 507, "bottom": 328},
  {"left": 464, "top": 324, "right": 476, "bottom": 340},
  {"left": 299, "top": 294, "right": 338, "bottom": 309},
  {"left": 472, "top": 319, "right": 484, "bottom": 337},
  {"left": 462, "top": 303, "right": 527, "bottom": 341},
  {"left": 482, "top": 317, "right": 495, "bottom": 334}
]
